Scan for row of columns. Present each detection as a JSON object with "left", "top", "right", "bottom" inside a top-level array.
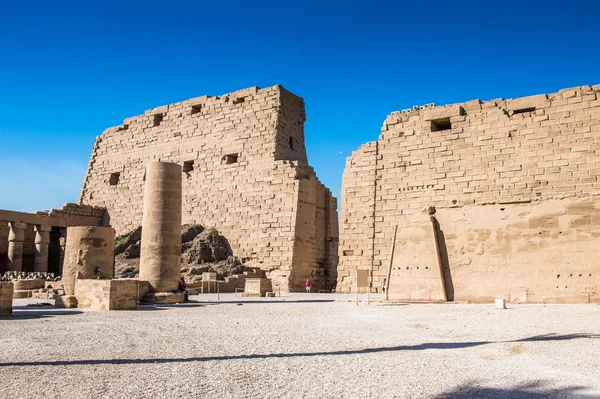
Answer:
[{"left": 6, "top": 222, "right": 66, "bottom": 273}]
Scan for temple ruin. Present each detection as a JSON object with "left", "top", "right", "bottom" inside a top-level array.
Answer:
[
  {"left": 337, "top": 85, "right": 600, "bottom": 303},
  {"left": 0, "top": 204, "right": 105, "bottom": 276},
  {"left": 78, "top": 85, "right": 338, "bottom": 292}
]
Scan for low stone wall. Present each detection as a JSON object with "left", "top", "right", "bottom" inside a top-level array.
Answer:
[
  {"left": 13, "top": 279, "right": 45, "bottom": 290},
  {"left": 74, "top": 279, "right": 138, "bottom": 310},
  {"left": 0, "top": 282, "right": 13, "bottom": 316}
]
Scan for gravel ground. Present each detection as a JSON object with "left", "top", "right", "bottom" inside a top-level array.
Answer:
[{"left": 1, "top": 294, "right": 599, "bottom": 399}]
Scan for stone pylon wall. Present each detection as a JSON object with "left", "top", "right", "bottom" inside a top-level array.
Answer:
[
  {"left": 79, "top": 85, "right": 338, "bottom": 291},
  {"left": 338, "top": 85, "right": 600, "bottom": 303}
]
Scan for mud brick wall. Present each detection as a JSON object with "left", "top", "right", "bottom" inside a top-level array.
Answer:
[
  {"left": 338, "top": 85, "right": 600, "bottom": 303},
  {"left": 79, "top": 85, "right": 338, "bottom": 291}
]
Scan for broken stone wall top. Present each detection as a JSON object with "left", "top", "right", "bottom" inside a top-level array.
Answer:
[
  {"left": 338, "top": 84, "right": 600, "bottom": 303},
  {"left": 79, "top": 85, "right": 338, "bottom": 291}
]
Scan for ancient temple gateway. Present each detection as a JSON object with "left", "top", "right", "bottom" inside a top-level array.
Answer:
[
  {"left": 79, "top": 85, "right": 338, "bottom": 292},
  {"left": 338, "top": 85, "right": 600, "bottom": 303}
]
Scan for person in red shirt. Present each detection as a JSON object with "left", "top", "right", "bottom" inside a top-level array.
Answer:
[{"left": 305, "top": 279, "right": 311, "bottom": 293}]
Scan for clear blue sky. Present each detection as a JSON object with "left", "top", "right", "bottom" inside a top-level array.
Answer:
[{"left": 1, "top": 0, "right": 598, "bottom": 212}]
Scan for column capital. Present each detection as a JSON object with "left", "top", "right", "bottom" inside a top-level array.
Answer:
[
  {"left": 8, "top": 222, "right": 27, "bottom": 242},
  {"left": 35, "top": 224, "right": 52, "bottom": 233},
  {"left": 8, "top": 221, "right": 27, "bottom": 230}
]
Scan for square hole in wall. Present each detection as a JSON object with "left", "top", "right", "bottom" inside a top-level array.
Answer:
[
  {"left": 289, "top": 137, "right": 295, "bottom": 150},
  {"left": 513, "top": 107, "right": 536, "bottom": 115},
  {"left": 183, "top": 160, "right": 194, "bottom": 173},
  {"left": 153, "top": 114, "right": 164, "bottom": 127},
  {"left": 224, "top": 153, "right": 238, "bottom": 165},
  {"left": 191, "top": 105, "right": 202, "bottom": 115},
  {"left": 109, "top": 172, "right": 120, "bottom": 186},
  {"left": 342, "top": 250, "right": 354, "bottom": 256},
  {"left": 430, "top": 117, "right": 452, "bottom": 132}
]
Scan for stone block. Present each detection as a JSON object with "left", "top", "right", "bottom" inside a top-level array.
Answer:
[
  {"left": 13, "top": 279, "right": 45, "bottom": 290},
  {"left": 423, "top": 105, "right": 464, "bottom": 121},
  {"left": 73, "top": 279, "right": 140, "bottom": 310},
  {"left": 243, "top": 278, "right": 272, "bottom": 297},
  {"left": 55, "top": 295, "right": 78, "bottom": 308},
  {"left": 12, "top": 290, "right": 30, "bottom": 299},
  {"left": 153, "top": 292, "right": 185, "bottom": 304},
  {"left": 0, "top": 282, "right": 14, "bottom": 316}
]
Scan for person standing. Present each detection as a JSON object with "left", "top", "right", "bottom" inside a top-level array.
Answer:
[
  {"left": 305, "top": 279, "right": 311, "bottom": 293},
  {"left": 382, "top": 278, "right": 387, "bottom": 294}
]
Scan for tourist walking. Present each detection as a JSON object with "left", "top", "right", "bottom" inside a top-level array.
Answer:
[
  {"left": 178, "top": 277, "right": 189, "bottom": 302},
  {"left": 305, "top": 279, "right": 311, "bottom": 293}
]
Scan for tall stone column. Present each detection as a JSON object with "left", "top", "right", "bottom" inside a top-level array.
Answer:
[
  {"left": 140, "top": 162, "right": 182, "bottom": 294},
  {"left": 34, "top": 224, "right": 51, "bottom": 273},
  {"left": 7, "top": 222, "right": 27, "bottom": 272}
]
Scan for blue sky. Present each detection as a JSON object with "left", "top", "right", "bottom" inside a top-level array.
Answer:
[{"left": 1, "top": 0, "right": 598, "bottom": 212}]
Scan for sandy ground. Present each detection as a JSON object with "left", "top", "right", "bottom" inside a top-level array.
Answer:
[{"left": 1, "top": 294, "right": 599, "bottom": 399}]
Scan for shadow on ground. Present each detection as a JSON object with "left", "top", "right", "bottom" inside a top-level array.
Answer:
[
  {"left": 435, "top": 381, "right": 596, "bottom": 399},
  {"left": 1, "top": 333, "right": 597, "bottom": 367},
  {"left": 2, "top": 306, "right": 84, "bottom": 320}
]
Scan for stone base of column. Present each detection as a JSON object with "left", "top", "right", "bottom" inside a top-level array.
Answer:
[
  {"left": 143, "top": 291, "right": 185, "bottom": 304},
  {"left": 0, "top": 282, "right": 14, "bottom": 316}
]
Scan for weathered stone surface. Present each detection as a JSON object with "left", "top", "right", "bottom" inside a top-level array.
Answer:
[
  {"left": 78, "top": 85, "right": 338, "bottom": 292},
  {"left": 55, "top": 295, "right": 78, "bottom": 308},
  {"left": 0, "top": 282, "right": 13, "bottom": 316},
  {"left": 338, "top": 85, "right": 600, "bottom": 303},
  {"left": 243, "top": 278, "right": 272, "bottom": 297},
  {"left": 63, "top": 226, "right": 115, "bottom": 296},
  {"left": 139, "top": 162, "right": 182, "bottom": 294},
  {"left": 74, "top": 279, "right": 138, "bottom": 310},
  {"left": 13, "top": 279, "right": 45, "bottom": 290}
]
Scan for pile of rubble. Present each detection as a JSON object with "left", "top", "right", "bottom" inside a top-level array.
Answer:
[
  {"left": 1, "top": 271, "right": 58, "bottom": 282},
  {"left": 114, "top": 224, "right": 250, "bottom": 284}
]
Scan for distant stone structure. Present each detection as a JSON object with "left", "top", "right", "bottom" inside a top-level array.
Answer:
[
  {"left": 79, "top": 85, "right": 338, "bottom": 292},
  {"left": 0, "top": 204, "right": 106, "bottom": 275},
  {"left": 338, "top": 85, "right": 600, "bottom": 303}
]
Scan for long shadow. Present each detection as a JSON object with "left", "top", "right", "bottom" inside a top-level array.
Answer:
[
  {"left": 0, "top": 341, "right": 489, "bottom": 367},
  {"left": 511, "top": 333, "right": 600, "bottom": 342},
  {"left": 436, "top": 381, "right": 595, "bottom": 399},
  {"left": 191, "top": 299, "right": 336, "bottom": 305},
  {"left": 432, "top": 217, "right": 454, "bottom": 301},
  {"left": 2, "top": 332, "right": 597, "bottom": 368},
  {"left": 3, "top": 309, "right": 84, "bottom": 320}
]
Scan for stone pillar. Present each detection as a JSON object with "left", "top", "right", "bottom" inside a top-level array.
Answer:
[
  {"left": 34, "top": 224, "right": 51, "bottom": 273},
  {"left": 7, "top": 222, "right": 27, "bottom": 272},
  {"left": 62, "top": 226, "right": 115, "bottom": 296},
  {"left": 0, "top": 282, "right": 14, "bottom": 316},
  {"left": 140, "top": 162, "right": 182, "bottom": 293}
]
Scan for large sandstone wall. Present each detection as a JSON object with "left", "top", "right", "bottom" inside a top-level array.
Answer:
[
  {"left": 79, "top": 85, "right": 337, "bottom": 291},
  {"left": 338, "top": 85, "right": 600, "bottom": 303}
]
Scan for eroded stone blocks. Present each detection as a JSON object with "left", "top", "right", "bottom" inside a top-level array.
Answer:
[{"left": 338, "top": 85, "right": 600, "bottom": 303}]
